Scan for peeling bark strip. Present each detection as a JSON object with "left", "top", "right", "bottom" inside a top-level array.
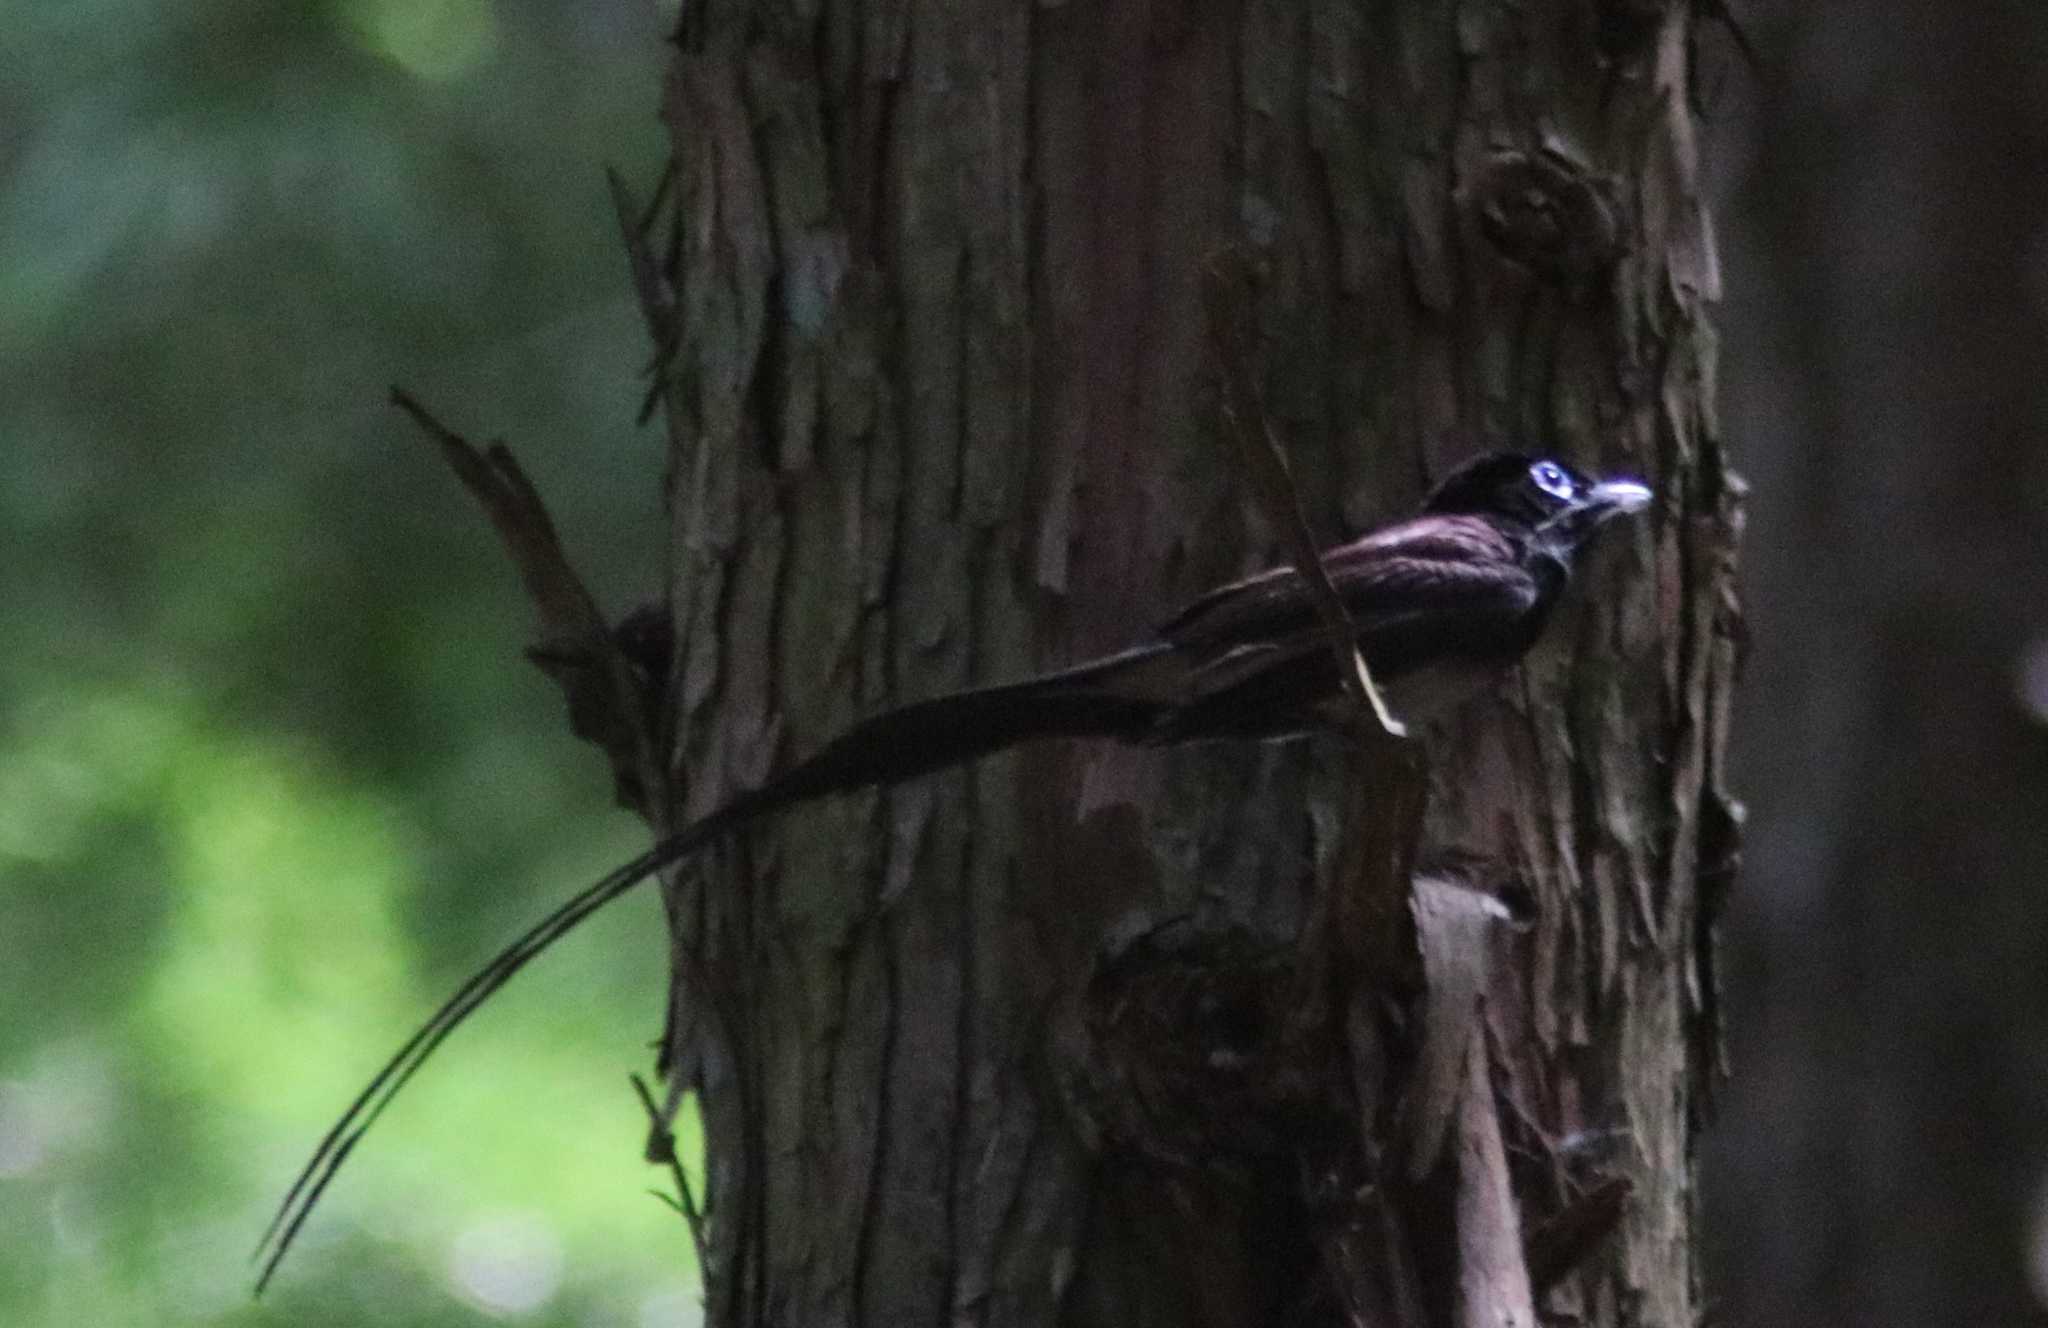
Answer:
[{"left": 579, "top": 3, "right": 1747, "bottom": 1326}]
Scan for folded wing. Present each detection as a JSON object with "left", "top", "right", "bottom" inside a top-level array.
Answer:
[{"left": 1154, "top": 516, "right": 1545, "bottom": 737}]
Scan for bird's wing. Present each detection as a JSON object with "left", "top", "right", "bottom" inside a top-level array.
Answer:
[
  {"left": 1163, "top": 541, "right": 1540, "bottom": 741},
  {"left": 1160, "top": 516, "right": 1540, "bottom": 681}
]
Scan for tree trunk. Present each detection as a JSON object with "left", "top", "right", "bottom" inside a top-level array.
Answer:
[
  {"left": 620, "top": 3, "right": 1741, "bottom": 1325},
  {"left": 1707, "top": 6, "right": 2048, "bottom": 1324}
]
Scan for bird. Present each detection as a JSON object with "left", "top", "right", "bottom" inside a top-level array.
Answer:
[{"left": 254, "top": 450, "right": 1651, "bottom": 1291}]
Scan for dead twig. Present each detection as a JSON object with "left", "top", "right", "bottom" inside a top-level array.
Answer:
[
  {"left": 1198, "top": 251, "right": 1407, "bottom": 742},
  {"left": 390, "top": 388, "right": 663, "bottom": 815},
  {"left": 632, "top": 1072, "right": 711, "bottom": 1276}
]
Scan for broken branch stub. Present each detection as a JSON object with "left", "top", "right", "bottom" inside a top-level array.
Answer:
[{"left": 391, "top": 389, "right": 665, "bottom": 816}]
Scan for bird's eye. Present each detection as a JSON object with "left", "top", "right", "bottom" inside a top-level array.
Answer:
[{"left": 1531, "top": 461, "right": 1575, "bottom": 499}]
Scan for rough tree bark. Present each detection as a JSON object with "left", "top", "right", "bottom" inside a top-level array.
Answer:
[{"left": 557, "top": 2, "right": 1741, "bottom": 1325}]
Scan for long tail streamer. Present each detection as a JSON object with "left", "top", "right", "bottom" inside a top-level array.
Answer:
[{"left": 250, "top": 834, "right": 685, "bottom": 1294}]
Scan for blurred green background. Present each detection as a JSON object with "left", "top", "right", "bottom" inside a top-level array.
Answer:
[
  {"left": 19, "top": 4, "right": 2048, "bottom": 1327},
  {"left": 0, "top": 1, "right": 704, "bottom": 1324}
]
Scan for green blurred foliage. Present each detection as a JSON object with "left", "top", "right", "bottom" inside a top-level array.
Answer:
[{"left": 0, "top": 0, "right": 708, "bottom": 1322}]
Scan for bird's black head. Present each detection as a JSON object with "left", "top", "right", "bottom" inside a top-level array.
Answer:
[{"left": 1424, "top": 452, "right": 1651, "bottom": 553}]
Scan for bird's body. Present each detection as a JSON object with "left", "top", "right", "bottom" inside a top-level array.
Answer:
[{"left": 256, "top": 451, "right": 1651, "bottom": 1290}]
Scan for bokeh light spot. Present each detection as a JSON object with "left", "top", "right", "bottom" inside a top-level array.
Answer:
[
  {"left": 2027, "top": 1162, "right": 2048, "bottom": 1310},
  {"left": 639, "top": 1283, "right": 704, "bottom": 1328},
  {"left": 2014, "top": 636, "right": 2048, "bottom": 727},
  {"left": 347, "top": 0, "right": 498, "bottom": 82},
  {"left": 0, "top": 1081, "right": 49, "bottom": 1178},
  {"left": 0, "top": 1044, "right": 116, "bottom": 1181},
  {"left": 448, "top": 1210, "right": 564, "bottom": 1316}
]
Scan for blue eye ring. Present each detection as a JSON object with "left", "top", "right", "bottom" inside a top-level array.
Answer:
[{"left": 1531, "top": 460, "right": 1575, "bottom": 499}]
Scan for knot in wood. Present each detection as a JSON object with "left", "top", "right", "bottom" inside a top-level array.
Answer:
[
  {"left": 1054, "top": 923, "right": 1357, "bottom": 1173},
  {"left": 1469, "top": 148, "right": 1622, "bottom": 290}
]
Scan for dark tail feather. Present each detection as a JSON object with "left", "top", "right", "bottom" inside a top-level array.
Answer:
[
  {"left": 253, "top": 823, "right": 719, "bottom": 1294},
  {"left": 722, "top": 642, "right": 1177, "bottom": 819},
  {"left": 254, "top": 642, "right": 1177, "bottom": 1293}
]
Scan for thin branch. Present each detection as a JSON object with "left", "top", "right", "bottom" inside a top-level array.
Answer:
[
  {"left": 605, "top": 167, "right": 684, "bottom": 427},
  {"left": 632, "top": 1072, "right": 710, "bottom": 1275},
  {"left": 1202, "top": 246, "right": 1437, "bottom": 1328},
  {"left": 1199, "top": 250, "right": 1406, "bottom": 742},
  {"left": 1200, "top": 251, "right": 1427, "bottom": 997}
]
